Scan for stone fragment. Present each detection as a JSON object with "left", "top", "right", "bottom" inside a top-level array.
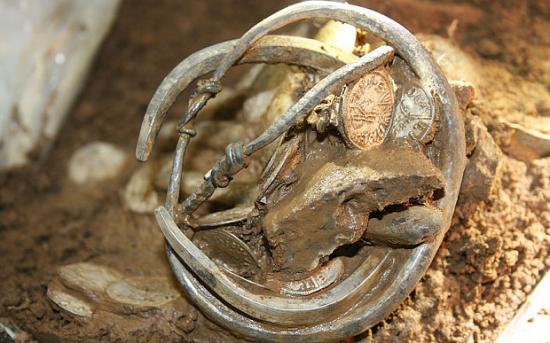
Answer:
[
  {"left": 263, "top": 146, "right": 444, "bottom": 273},
  {"left": 68, "top": 142, "right": 127, "bottom": 184},
  {"left": 105, "top": 276, "right": 180, "bottom": 313},
  {"left": 123, "top": 164, "right": 160, "bottom": 214},
  {"left": 154, "top": 114, "right": 251, "bottom": 174},
  {"left": 365, "top": 206, "right": 443, "bottom": 246},
  {"left": 192, "top": 120, "right": 248, "bottom": 151},
  {"left": 464, "top": 115, "right": 482, "bottom": 156},
  {"left": 156, "top": 120, "right": 178, "bottom": 152},
  {"left": 419, "top": 34, "right": 483, "bottom": 89},
  {"left": 450, "top": 80, "right": 476, "bottom": 111},
  {"left": 191, "top": 87, "right": 242, "bottom": 122},
  {"left": 47, "top": 279, "right": 94, "bottom": 318},
  {"left": 500, "top": 120, "right": 550, "bottom": 162},
  {"left": 56, "top": 262, "right": 123, "bottom": 301},
  {"left": 48, "top": 262, "right": 183, "bottom": 318},
  {"left": 477, "top": 38, "right": 502, "bottom": 58},
  {"left": 315, "top": 20, "right": 357, "bottom": 53},
  {"left": 46, "top": 262, "right": 202, "bottom": 340},
  {"left": 153, "top": 155, "right": 180, "bottom": 191},
  {"left": 460, "top": 118, "right": 503, "bottom": 203}
]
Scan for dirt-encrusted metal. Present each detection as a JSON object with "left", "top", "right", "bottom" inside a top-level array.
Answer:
[{"left": 136, "top": 2, "right": 466, "bottom": 342}]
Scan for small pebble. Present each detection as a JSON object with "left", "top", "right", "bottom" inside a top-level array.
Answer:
[
  {"left": 123, "top": 164, "right": 160, "bottom": 214},
  {"left": 478, "top": 38, "right": 502, "bottom": 58},
  {"left": 68, "top": 142, "right": 127, "bottom": 184}
]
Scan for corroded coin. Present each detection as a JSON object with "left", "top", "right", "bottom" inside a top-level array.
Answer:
[
  {"left": 192, "top": 229, "right": 260, "bottom": 277},
  {"left": 389, "top": 83, "right": 436, "bottom": 145},
  {"left": 341, "top": 68, "right": 395, "bottom": 150},
  {"left": 263, "top": 257, "right": 344, "bottom": 296},
  {"left": 279, "top": 257, "right": 344, "bottom": 296}
]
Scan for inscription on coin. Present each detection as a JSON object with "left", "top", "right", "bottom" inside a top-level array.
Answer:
[
  {"left": 389, "top": 85, "right": 435, "bottom": 144},
  {"left": 193, "top": 229, "right": 260, "bottom": 277},
  {"left": 341, "top": 69, "right": 395, "bottom": 150},
  {"left": 263, "top": 257, "right": 344, "bottom": 296},
  {"left": 279, "top": 257, "right": 343, "bottom": 296}
]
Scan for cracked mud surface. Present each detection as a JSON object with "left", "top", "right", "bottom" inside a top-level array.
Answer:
[{"left": 0, "top": 0, "right": 548, "bottom": 342}]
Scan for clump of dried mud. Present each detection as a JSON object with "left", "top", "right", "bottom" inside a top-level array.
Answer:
[
  {"left": 362, "top": 155, "right": 549, "bottom": 342},
  {"left": 0, "top": 0, "right": 548, "bottom": 342}
]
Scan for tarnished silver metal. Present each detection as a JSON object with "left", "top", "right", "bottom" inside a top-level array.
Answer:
[
  {"left": 136, "top": 34, "right": 357, "bottom": 162},
  {"left": 275, "top": 257, "right": 344, "bottom": 296},
  {"left": 158, "top": 205, "right": 394, "bottom": 326},
  {"left": 387, "top": 58, "right": 437, "bottom": 145},
  {"left": 165, "top": 132, "right": 192, "bottom": 215},
  {"left": 136, "top": 1, "right": 466, "bottom": 342},
  {"left": 178, "top": 45, "right": 393, "bottom": 215},
  {"left": 192, "top": 206, "right": 252, "bottom": 228}
]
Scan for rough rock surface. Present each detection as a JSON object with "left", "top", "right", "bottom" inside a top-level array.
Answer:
[
  {"left": 460, "top": 115, "right": 503, "bottom": 205},
  {"left": 48, "top": 263, "right": 180, "bottom": 315}
]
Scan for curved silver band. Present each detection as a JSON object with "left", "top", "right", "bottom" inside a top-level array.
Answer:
[
  {"left": 136, "top": 34, "right": 357, "bottom": 162},
  {"left": 137, "top": 2, "right": 466, "bottom": 341}
]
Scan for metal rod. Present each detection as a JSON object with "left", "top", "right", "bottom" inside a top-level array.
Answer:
[
  {"left": 136, "top": 35, "right": 355, "bottom": 162},
  {"left": 165, "top": 130, "right": 193, "bottom": 215},
  {"left": 177, "top": 46, "right": 393, "bottom": 215},
  {"left": 178, "top": 0, "right": 434, "bottom": 128}
]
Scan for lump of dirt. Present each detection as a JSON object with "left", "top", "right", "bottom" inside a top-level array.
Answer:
[
  {"left": 499, "top": 120, "right": 550, "bottom": 162},
  {"left": 460, "top": 115, "right": 504, "bottom": 205},
  {"left": 263, "top": 146, "right": 444, "bottom": 274}
]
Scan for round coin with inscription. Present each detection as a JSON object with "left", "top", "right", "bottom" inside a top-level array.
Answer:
[
  {"left": 192, "top": 229, "right": 260, "bottom": 277},
  {"left": 341, "top": 69, "right": 395, "bottom": 150},
  {"left": 388, "top": 84, "right": 436, "bottom": 145}
]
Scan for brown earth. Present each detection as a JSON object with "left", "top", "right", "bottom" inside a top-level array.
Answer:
[{"left": 0, "top": 0, "right": 548, "bottom": 342}]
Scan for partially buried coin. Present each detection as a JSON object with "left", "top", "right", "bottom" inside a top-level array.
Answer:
[
  {"left": 192, "top": 228, "right": 260, "bottom": 278},
  {"left": 341, "top": 68, "right": 395, "bottom": 150},
  {"left": 387, "top": 58, "right": 436, "bottom": 145},
  {"left": 389, "top": 83, "right": 436, "bottom": 145}
]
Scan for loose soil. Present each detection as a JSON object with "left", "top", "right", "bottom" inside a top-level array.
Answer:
[{"left": 0, "top": 0, "right": 548, "bottom": 342}]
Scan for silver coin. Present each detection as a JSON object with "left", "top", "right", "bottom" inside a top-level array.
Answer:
[
  {"left": 388, "top": 58, "right": 436, "bottom": 145},
  {"left": 192, "top": 229, "right": 260, "bottom": 277}
]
